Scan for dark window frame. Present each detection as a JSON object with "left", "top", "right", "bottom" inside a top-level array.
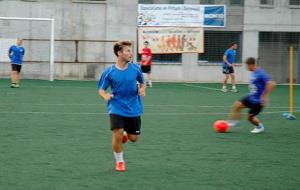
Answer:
[
  {"left": 288, "top": 0, "right": 300, "bottom": 8},
  {"left": 198, "top": 31, "right": 243, "bottom": 64},
  {"left": 229, "top": 0, "right": 244, "bottom": 6},
  {"left": 137, "top": 53, "right": 182, "bottom": 64},
  {"left": 260, "top": 0, "right": 274, "bottom": 7}
]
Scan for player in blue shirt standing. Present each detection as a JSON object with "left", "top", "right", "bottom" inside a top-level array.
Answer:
[
  {"left": 8, "top": 38, "right": 25, "bottom": 88},
  {"left": 98, "top": 41, "right": 146, "bottom": 172},
  {"left": 222, "top": 42, "right": 238, "bottom": 92},
  {"left": 228, "top": 57, "right": 275, "bottom": 133}
]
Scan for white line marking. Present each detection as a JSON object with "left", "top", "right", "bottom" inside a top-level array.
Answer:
[
  {"left": 0, "top": 103, "right": 299, "bottom": 109},
  {"left": 183, "top": 84, "right": 223, "bottom": 91},
  {"left": 0, "top": 110, "right": 298, "bottom": 116}
]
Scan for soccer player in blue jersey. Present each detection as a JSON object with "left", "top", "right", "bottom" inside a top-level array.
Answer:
[
  {"left": 98, "top": 40, "right": 146, "bottom": 172},
  {"left": 8, "top": 38, "right": 25, "bottom": 88},
  {"left": 222, "top": 42, "right": 238, "bottom": 92},
  {"left": 228, "top": 57, "right": 275, "bottom": 134}
]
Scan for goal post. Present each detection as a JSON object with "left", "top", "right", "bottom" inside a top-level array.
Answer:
[{"left": 0, "top": 17, "right": 55, "bottom": 81}]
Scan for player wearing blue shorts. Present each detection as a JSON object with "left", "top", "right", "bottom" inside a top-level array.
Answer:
[
  {"left": 98, "top": 41, "right": 146, "bottom": 172},
  {"left": 228, "top": 57, "right": 275, "bottom": 134},
  {"left": 8, "top": 38, "right": 25, "bottom": 88},
  {"left": 222, "top": 42, "right": 238, "bottom": 92}
]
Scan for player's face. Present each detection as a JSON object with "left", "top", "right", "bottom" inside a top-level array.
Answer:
[
  {"left": 119, "top": 46, "right": 132, "bottom": 62},
  {"left": 246, "top": 64, "right": 255, "bottom": 71},
  {"left": 232, "top": 44, "right": 238, "bottom": 50},
  {"left": 144, "top": 42, "right": 149, "bottom": 48},
  {"left": 16, "top": 39, "right": 23, "bottom": 46}
]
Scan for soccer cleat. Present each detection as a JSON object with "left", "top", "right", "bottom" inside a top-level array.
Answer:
[
  {"left": 250, "top": 126, "right": 265, "bottom": 134},
  {"left": 10, "top": 83, "right": 20, "bottom": 88},
  {"left": 122, "top": 131, "right": 128, "bottom": 144},
  {"left": 227, "top": 120, "right": 239, "bottom": 127},
  {"left": 231, "top": 89, "right": 238, "bottom": 93},
  {"left": 115, "top": 162, "right": 126, "bottom": 172},
  {"left": 221, "top": 88, "right": 228, "bottom": 92}
]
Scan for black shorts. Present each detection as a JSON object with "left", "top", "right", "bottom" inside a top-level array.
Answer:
[
  {"left": 110, "top": 114, "right": 141, "bottom": 135},
  {"left": 240, "top": 96, "right": 263, "bottom": 116},
  {"left": 222, "top": 66, "right": 234, "bottom": 74},
  {"left": 141, "top": 65, "right": 151, "bottom": 73},
  {"left": 11, "top": 64, "right": 22, "bottom": 72}
]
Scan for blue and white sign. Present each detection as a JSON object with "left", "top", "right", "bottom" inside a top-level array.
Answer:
[
  {"left": 138, "top": 4, "right": 225, "bottom": 27},
  {"left": 204, "top": 6, "right": 225, "bottom": 27}
]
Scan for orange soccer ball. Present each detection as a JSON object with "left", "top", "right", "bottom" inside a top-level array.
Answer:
[{"left": 213, "top": 120, "right": 229, "bottom": 133}]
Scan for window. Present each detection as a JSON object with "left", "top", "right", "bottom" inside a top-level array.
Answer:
[
  {"left": 289, "top": 0, "right": 300, "bottom": 6},
  {"left": 260, "top": 0, "right": 274, "bottom": 6},
  {"left": 72, "top": 0, "right": 106, "bottom": 3},
  {"left": 288, "top": 0, "right": 300, "bottom": 8},
  {"left": 259, "top": 32, "right": 300, "bottom": 83},
  {"left": 198, "top": 31, "right": 242, "bottom": 63},
  {"left": 20, "top": 0, "right": 39, "bottom": 2},
  {"left": 200, "top": 0, "right": 215, "bottom": 4},
  {"left": 289, "top": 0, "right": 300, "bottom": 5},
  {"left": 140, "top": 0, "right": 184, "bottom": 3},
  {"left": 168, "top": 0, "right": 184, "bottom": 4},
  {"left": 260, "top": 32, "right": 300, "bottom": 43},
  {"left": 138, "top": 0, "right": 154, "bottom": 4},
  {"left": 229, "top": 0, "right": 244, "bottom": 6},
  {"left": 137, "top": 54, "right": 182, "bottom": 63}
]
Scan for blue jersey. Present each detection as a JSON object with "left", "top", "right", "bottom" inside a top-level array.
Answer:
[
  {"left": 8, "top": 45, "right": 25, "bottom": 65},
  {"left": 248, "top": 68, "right": 271, "bottom": 104},
  {"left": 223, "top": 48, "right": 236, "bottom": 68},
  {"left": 98, "top": 63, "right": 145, "bottom": 117}
]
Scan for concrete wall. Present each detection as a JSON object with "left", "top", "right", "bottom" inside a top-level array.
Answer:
[
  {"left": 105, "top": 0, "right": 138, "bottom": 63},
  {"left": 1, "top": 0, "right": 299, "bottom": 82},
  {"left": 0, "top": 0, "right": 106, "bottom": 80},
  {"left": 244, "top": 0, "right": 300, "bottom": 32},
  {"left": 242, "top": 0, "right": 300, "bottom": 83}
]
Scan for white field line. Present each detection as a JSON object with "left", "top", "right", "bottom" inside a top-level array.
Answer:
[
  {"left": 0, "top": 103, "right": 299, "bottom": 109},
  {"left": 0, "top": 110, "right": 298, "bottom": 116}
]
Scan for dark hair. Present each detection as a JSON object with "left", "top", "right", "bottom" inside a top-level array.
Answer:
[
  {"left": 144, "top": 41, "right": 149, "bottom": 44},
  {"left": 231, "top": 42, "right": 237, "bottom": 47},
  {"left": 245, "top": 57, "right": 256, "bottom": 65},
  {"left": 113, "top": 41, "right": 132, "bottom": 57}
]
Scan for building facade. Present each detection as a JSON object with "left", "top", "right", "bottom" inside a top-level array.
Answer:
[{"left": 0, "top": 0, "right": 299, "bottom": 83}]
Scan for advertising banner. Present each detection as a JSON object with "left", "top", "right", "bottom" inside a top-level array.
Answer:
[{"left": 138, "top": 27, "right": 204, "bottom": 54}]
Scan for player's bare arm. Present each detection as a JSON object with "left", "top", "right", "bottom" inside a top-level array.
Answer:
[
  {"left": 223, "top": 55, "right": 232, "bottom": 67},
  {"left": 261, "top": 81, "right": 276, "bottom": 105},
  {"left": 138, "top": 83, "right": 146, "bottom": 96},
  {"left": 99, "top": 89, "right": 113, "bottom": 101}
]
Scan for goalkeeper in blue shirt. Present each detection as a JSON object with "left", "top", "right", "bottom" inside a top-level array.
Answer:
[
  {"left": 98, "top": 40, "right": 146, "bottom": 172},
  {"left": 8, "top": 38, "right": 25, "bottom": 88}
]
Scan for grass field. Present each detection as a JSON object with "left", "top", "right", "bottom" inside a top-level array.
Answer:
[{"left": 0, "top": 79, "right": 299, "bottom": 190}]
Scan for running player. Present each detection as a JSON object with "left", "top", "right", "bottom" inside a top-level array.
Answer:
[{"left": 98, "top": 40, "right": 146, "bottom": 172}]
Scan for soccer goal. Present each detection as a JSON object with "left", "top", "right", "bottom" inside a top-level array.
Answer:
[{"left": 0, "top": 17, "right": 55, "bottom": 81}]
